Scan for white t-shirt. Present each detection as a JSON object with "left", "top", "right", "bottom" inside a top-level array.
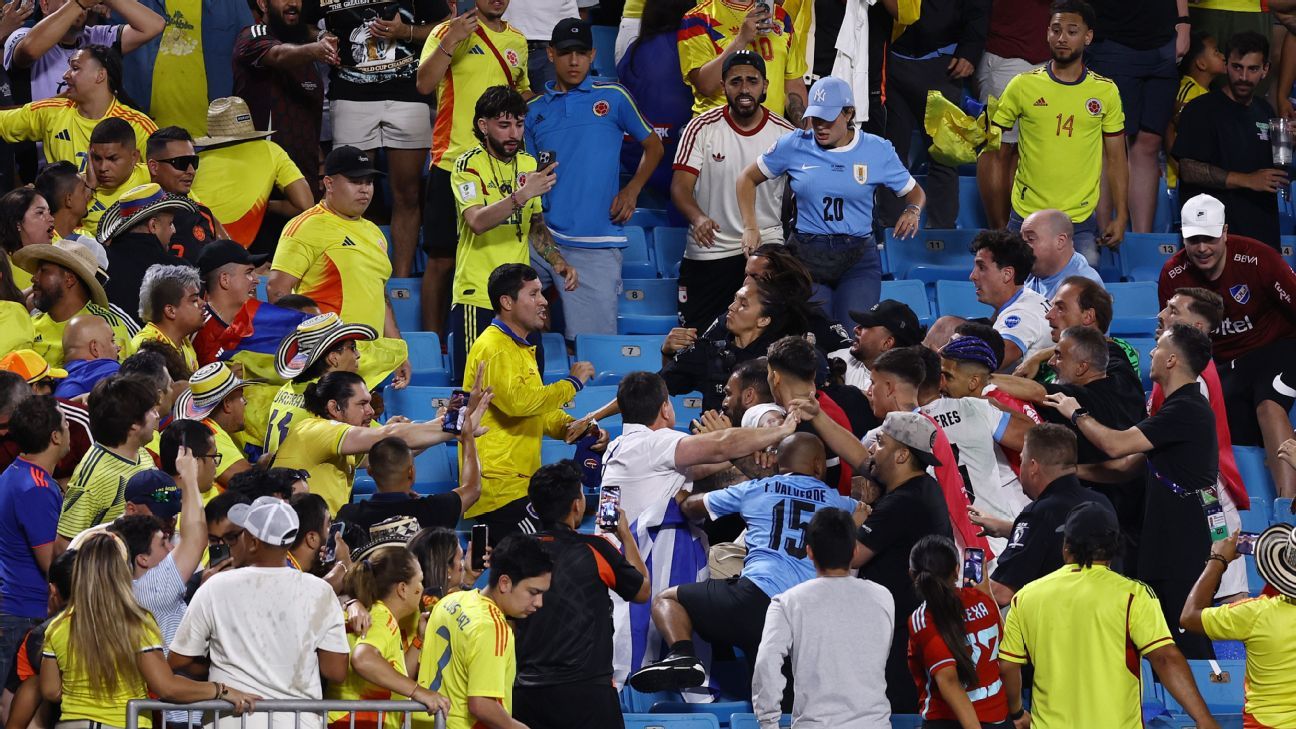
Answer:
[
  {"left": 830, "top": 349, "right": 872, "bottom": 393},
  {"left": 919, "top": 396, "right": 1030, "bottom": 556},
  {"left": 170, "top": 566, "right": 349, "bottom": 727},
  {"left": 4, "top": 25, "right": 122, "bottom": 103},
  {"left": 673, "top": 106, "right": 793, "bottom": 260},
  {"left": 601, "top": 423, "right": 692, "bottom": 529},
  {"left": 994, "top": 287, "right": 1052, "bottom": 365},
  {"left": 503, "top": 0, "right": 597, "bottom": 41}
]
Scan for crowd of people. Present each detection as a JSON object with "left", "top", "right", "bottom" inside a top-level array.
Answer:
[{"left": 0, "top": 0, "right": 1295, "bottom": 727}]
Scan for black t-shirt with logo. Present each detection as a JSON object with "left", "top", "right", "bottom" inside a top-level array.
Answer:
[
  {"left": 321, "top": 0, "right": 449, "bottom": 103},
  {"left": 514, "top": 526, "right": 644, "bottom": 687},
  {"left": 992, "top": 475, "right": 1116, "bottom": 590}
]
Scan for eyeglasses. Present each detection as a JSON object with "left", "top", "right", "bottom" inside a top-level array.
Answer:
[
  {"left": 156, "top": 155, "right": 200, "bottom": 172},
  {"left": 195, "top": 453, "right": 224, "bottom": 466},
  {"left": 210, "top": 528, "right": 244, "bottom": 546}
]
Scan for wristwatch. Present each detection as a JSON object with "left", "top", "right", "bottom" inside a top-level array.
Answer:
[{"left": 1070, "top": 408, "right": 1089, "bottom": 426}]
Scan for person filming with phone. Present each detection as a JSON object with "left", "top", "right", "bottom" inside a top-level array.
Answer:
[{"left": 511, "top": 461, "right": 649, "bottom": 729}]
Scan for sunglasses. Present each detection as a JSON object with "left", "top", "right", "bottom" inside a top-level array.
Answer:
[{"left": 156, "top": 155, "right": 200, "bottom": 171}]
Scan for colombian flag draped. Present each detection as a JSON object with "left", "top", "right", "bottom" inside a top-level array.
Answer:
[{"left": 194, "top": 300, "right": 310, "bottom": 382}]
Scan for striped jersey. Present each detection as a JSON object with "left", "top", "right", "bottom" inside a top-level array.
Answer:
[
  {"left": 415, "top": 589, "right": 516, "bottom": 729},
  {"left": 673, "top": 105, "right": 792, "bottom": 259},
  {"left": 0, "top": 96, "right": 155, "bottom": 170},
  {"left": 58, "top": 443, "right": 154, "bottom": 539}
]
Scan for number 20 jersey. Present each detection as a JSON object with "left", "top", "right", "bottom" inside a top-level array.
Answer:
[{"left": 704, "top": 473, "right": 858, "bottom": 597}]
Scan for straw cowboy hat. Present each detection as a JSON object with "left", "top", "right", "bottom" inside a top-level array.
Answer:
[
  {"left": 1254, "top": 524, "right": 1296, "bottom": 599},
  {"left": 97, "top": 183, "right": 199, "bottom": 244},
  {"left": 194, "top": 97, "right": 274, "bottom": 148},
  {"left": 12, "top": 238, "right": 111, "bottom": 308},
  {"left": 352, "top": 516, "right": 422, "bottom": 561},
  {"left": 275, "top": 313, "right": 377, "bottom": 380},
  {"left": 173, "top": 361, "right": 248, "bottom": 421}
]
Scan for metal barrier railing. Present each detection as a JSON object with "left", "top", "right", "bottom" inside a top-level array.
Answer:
[{"left": 125, "top": 699, "right": 446, "bottom": 729}]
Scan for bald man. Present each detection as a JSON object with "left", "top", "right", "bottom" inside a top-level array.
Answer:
[
  {"left": 54, "top": 315, "right": 122, "bottom": 399},
  {"left": 1021, "top": 208, "right": 1105, "bottom": 300},
  {"left": 628, "top": 431, "right": 860, "bottom": 693}
]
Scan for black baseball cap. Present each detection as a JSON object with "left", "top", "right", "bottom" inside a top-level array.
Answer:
[
  {"left": 551, "top": 18, "right": 592, "bottom": 50},
  {"left": 1056, "top": 502, "right": 1120, "bottom": 543},
  {"left": 849, "top": 300, "right": 922, "bottom": 346},
  {"left": 324, "top": 145, "right": 385, "bottom": 178},
  {"left": 196, "top": 239, "right": 268, "bottom": 278},
  {"left": 723, "top": 49, "right": 767, "bottom": 78}
]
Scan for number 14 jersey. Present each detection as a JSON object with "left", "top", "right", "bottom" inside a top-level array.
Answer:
[{"left": 703, "top": 473, "right": 858, "bottom": 598}]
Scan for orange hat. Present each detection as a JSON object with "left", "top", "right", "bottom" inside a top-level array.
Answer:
[{"left": 0, "top": 349, "right": 68, "bottom": 384}]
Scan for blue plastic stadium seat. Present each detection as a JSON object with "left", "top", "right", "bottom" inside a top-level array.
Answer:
[
  {"left": 541, "top": 439, "right": 575, "bottom": 465},
  {"left": 1159, "top": 660, "right": 1245, "bottom": 715},
  {"left": 619, "top": 278, "right": 680, "bottom": 334},
  {"left": 624, "top": 715, "right": 720, "bottom": 729},
  {"left": 413, "top": 444, "right": 458, "bottom": 494},
  {"left": 404, "top": 331, "right": 449, "bottom": 386},
  {"left": 884, "top": 229, "right": 977, "bottom": 284},
  {"left": 575, "top": 334, "right": 666, "bottom": 384},
  {"left": 383, "top": 386, "right": 459, "bottom": 423},
  {"left": 728, "top": 715, "right": 790, "bottom": 729},
  {"left": 955, "top": 175, "right": 988, "bottom": 230},
  {"left": 651, "top": 702, "right": 751, "bottom": 727},
  {"left": 386, "top": 277, "right": 422, "bottom": 332},
  {"left": 934, "top": 280, "right": 993, "bottom": 319},
  {"left": 1123, "top": 337, "right": 1155, "bottom": 391},
  {"left": 1096, "top": 245, "right": 1123, "bottom": 284},
  {"left": 352, "top": 470, "right": 376, "bottom": 496},
  {"left": 1273, "top": 497, "right": 1294, "bottom": 525},
  {"left": 1151, "top": 177, "right": 1174, "bottom": 233},
  {"left": 1120, "top": 233, "right": 1180, "bottom": 283},
  {"left": 889, "top": 717, "right": 923, "bottom": 729},
  {"left": 1234, "top": 445, "right": 1278, "bottom": 518},
  {"left": 1106, "top": 281, "right": 1160, "bottom": 337},
  {"left": 623, "top": 227, "right": 658, "bottom": 279},
  {"left": 559, "top": 385, "right": 622, "bottom": 437},
  {"left": 654, "top": 227, "right": 688, "bottom": 278},
  {"left": 1282, "top": 236, "right": 1296, "bottom": 271},
  {"left": 629, "top": 208, "right": 671, "bottom": 231},
  {"left": 670, "top": 392, "right": 704, "bottom": 431},
  {"left": 590, "top": 24, "right": 618, "bottom": 79},
  {"left": 880, "top": 279, "right": 934, "bottom": 326},
  {"left": 540, "top": 332, "right": 570, "bottom": 381}
]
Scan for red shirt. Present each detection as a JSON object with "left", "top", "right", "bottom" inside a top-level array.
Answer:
[
  {"left": 921, "top": 412, "right": 990, "bottom": 553},
  {"left": 817, "top": 390, "right": 854, "bottom": 495},
  {"left": 908, "top": 587, "right": 1009, "bottom": 723},
  {"left": 983, "top": 389, "right": 1043, "bottom": 475},
  {"left": 1158, "top": 234, "right": 1296, "bottom": 361}
]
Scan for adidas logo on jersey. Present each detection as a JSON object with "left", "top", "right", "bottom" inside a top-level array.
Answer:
[
  {"left": 55, "top": 129, "right": 72, "bottom": 141},
  {"left": 711, "top": 152, "right": 725, "bottom": 162},
  {"left": 1033, "top": 97, "right": 1047, "bottom": 107},
  {"left": 341, "top": 237, "right": 357, "bottom": 247},
  {"left": 468, "top": 45, "right": 486, "bottom": 55}
]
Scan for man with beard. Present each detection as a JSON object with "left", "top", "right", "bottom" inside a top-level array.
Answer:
[
  {"left": 990, "top": 0, "right": 1128, "bottom": 258},
  {"left": 232, "top": 0, "right": 334, "bottom": 197},
  {"left": 524, "top": 19, "right": 663, "bottom": 341},
  {"left": 444, "top": 87, "right": 575, "bottom": 377},
  {"left": 268, "top": 146, "right": 412, "bottom": 388},
  {"left": 671, "top": 50, "right": 794, "bottom": 330},
  {"left": 829, "top": 299, "right": 923, "bottom": 394},
  {"left": 416, "top": 0, "right": 529, "bottom": 337},
  {"left": 1173, "top": 31, "right": 1284, "bottom": 249},
  {"left": 146, "top": 126, "right": 226, "bottom": 263}
]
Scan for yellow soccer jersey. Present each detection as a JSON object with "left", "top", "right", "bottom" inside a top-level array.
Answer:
[
  {"left": 1000, "top": 564, "right": 1173, "bottom": 729},
  {"left": 991, "top": 64, "right": 1125, "bottom": 223},
  {"left": 0, "top": 301, "right": 35, "bottom": 356},
  {"left": 1189, "top": 0, "right": 1260, "bottom": 10},
  {"left": 420, "top": 20, "right": 529, "bottom": 171},
  {"left": 149, "top": 0, "right": 209, "bottom": 135},
  {"left": 201, "top": 418, "right": 248, "bottom": 483},
  {"left": 1166, "top": 75, "right": 1209, "bottom": 189},
  {"left": 623, "top": 0, "right": 644, "bottom": 18},
  {"left": 1200, "top": 595, "right": 1296, "bottom": 728},
  {"left": 130, "top": 322, "right": 199, "bottom": 372},
  {"left": 0, "top": 97, "right": 155, "bottom": 170},
  {"left": 263, "top": 380, "right": 311, "bottom": 457},
  {"left": 272, "top": 204, "right": 392, "bottom": 333},
  {"left": 328, "top": 601, "right": 409, "bottom": 729},
  {"left": 415, "top": 590, "right": 515, "bottom": 729},
  {"left": 85, "top": 164, "right": 152, "bottom": 236},
  {"left": 43, "top": 610, "right": 163, "bottom": 729},
  {"left": 678, "top": 0, "right": 807, "bottom": 116},
  {"left": 192, "top": 140, "right": 304, "bottom": 247},
  {"left": 58, "top": 443, "right": 155, "bottom": 539},
  {"left": 273, "top": 415, "right": 358, "bottom": 514},
  {"left": 450, "top": 147, "right": 541, "bottom": 310},
  {"left": 32, "top": 302, "right": 133, "bottom": 368}
]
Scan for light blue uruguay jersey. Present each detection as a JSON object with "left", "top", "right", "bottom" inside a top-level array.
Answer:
[
  {"left": 525, "top": 76, "right": 655, "bottom": 248},
  {"left": 704, "top": 473, "right": 858, "bottom": 598},
  {"left": 756, "top": 128, "right": 915, "bottom": 237}
]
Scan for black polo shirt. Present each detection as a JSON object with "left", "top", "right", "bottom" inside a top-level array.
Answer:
[
  {"left": 1136, "top": 385, "right": 1218, "bottom": 582},
  {"left": 334, "top": 491, "right": 461, "bottom": 535},
  {"left": 858, "top": 473, "right": 953, "bottom": 614},
  {"left": 514, "top": 526, "right": 644, "bottom": 687},
  {"left": 992, "top": 475, "right": 1116, "bottom": 590}
]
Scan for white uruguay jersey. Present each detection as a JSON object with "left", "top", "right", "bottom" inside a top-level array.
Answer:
[
  {"left": 994, "top": 287, "right": 1052, "bottom": 365},
  {"left": 830, "top": 349, "right": 872, "bottom": 393},
  {"left": 673, "top": 106, "right": 794, "bottom": 259},
  {"left": 920, "top": 396, "right": 1031, "bottom": 556}
]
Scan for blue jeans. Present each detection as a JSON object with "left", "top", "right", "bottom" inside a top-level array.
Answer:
[
  {"left": 0, "top": 613, "right": 42, "bottom": 687},
  {"left": 787, "top": 232, "right": 882, "bottom": 330},
  {"left": 1009, "top": 211, "right": 1099, "bottom": 266}
]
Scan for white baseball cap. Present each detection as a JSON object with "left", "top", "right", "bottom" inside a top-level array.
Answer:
[
  {"left": 1180, "top": 194, "right": 1226, "bottom": 239},
  {"left": 228, "top": 495, "right": 299, "bottom": 547}
]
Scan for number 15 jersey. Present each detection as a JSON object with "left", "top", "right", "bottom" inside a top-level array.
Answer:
[
  {"left": 703, "top": 473, "right": 857, "bottom": 598},
  {"left": 991, "top": 63, "right": 1124, "bottom": 223}
]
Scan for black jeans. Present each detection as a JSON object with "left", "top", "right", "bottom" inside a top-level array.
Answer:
[{"left": 879, "top": 52, "right": 961, "bottom": 228}]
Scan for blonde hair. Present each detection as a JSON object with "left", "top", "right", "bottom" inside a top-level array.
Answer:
[{"left": 62, "top": 532, "right": 157, "bottom": 698}]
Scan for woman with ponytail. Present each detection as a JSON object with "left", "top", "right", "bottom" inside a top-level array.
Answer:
[
  {"left": 39, "top": 533, "right": 260, "bottom": 727},
  {"left": 907, "top": 535, "right": 1010, "bottom": 729},
  {"left": 327, "top": 544, "right": 450, "bottom": 729},
  {"left": 407, "top": 527, "right": 483, "bottom": 610}
]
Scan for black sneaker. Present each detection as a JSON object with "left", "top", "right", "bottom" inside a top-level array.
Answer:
[{"left": 627, "top": 651, "right": 705, "bottom": 692}]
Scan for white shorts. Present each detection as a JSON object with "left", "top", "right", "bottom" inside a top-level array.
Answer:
[
  {"left": 331, "top": 99, "right": 433, "bottom": 150},
  {"left": 615, "top": 17, "right": 641, "bottom": 64},
  {"left": 975, "top": 52, "right": 1043, "bottom": 144}
]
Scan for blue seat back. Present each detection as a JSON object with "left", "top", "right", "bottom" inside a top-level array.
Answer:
[
  {"left": 622, "top": 278, "right": 680, "bottom": 316},
  {"left": 623, "top": 715, "right": 720, "bottom": 729},
  {"left": 540, "top": 332, "right": 570, "bottom": 380},
  {"left": 383, "top": 386, "right": 458, "bottom": 422},
  {"left": 1120, "top": 233, "right": 1180, "bottom": 282},
  {"left": 1274, "top": 497, "right": 1294, "bottom": 525},
  {"left": 413, "top": 444, "right": 458, "bottom": 494},
  {"left": 629, "top": 208, "right": 671, "bottom": 230},
  {"left": 879, "top": 279, "right": 933, "bottom": 325},
  {"left": 575, "top": 334, "right": 666, "bottom": 383},
  {"left": 934, "top": 280, "right": 993, "bottom": 319},
  {"left": 955, "top": 175, "right": 987, "bottom": 230},
  {"left": 650, "top": 701, "right": 752, "bottom": 727},
  {"left": 590, "top": 24, "right": 618, "bottom": 79},
  {"left": 1159, "top": 660, "right": 1245, "bottom": 715},
  {"left": 670, "top": 392, "right": 704, "bottom": 431},
  {"left": 623, "top": 227, "right": 657, "bottom": 278},
  {"left": 386, "top": 277, "right": 422, "bottom": 332},
  {"left": 1124, "top": 337, "right": 1155, "bottom": 391},
  {"left": 404, "top": 331, "right": 449, "bottom": 386},
  {"left": 1107, "top": 281, "right": 1160, "bottom": 337},
  {"left": 883, "top": 229, "right": 977, "bottom": 283},
  {"left": 654, "top": 227, "right": 688, "bottom": 278}
]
